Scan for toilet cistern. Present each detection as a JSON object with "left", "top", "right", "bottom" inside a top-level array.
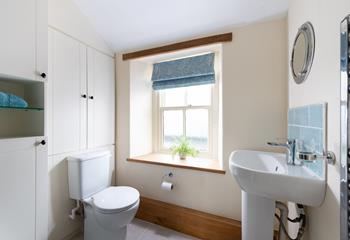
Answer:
[
  {"left": 67, "top": 150, "right": 140, "bottom": 240},
  {"left": 267, "top": 138, "right": 296, "bottom": 165}
]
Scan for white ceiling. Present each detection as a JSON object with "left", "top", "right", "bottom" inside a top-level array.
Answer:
[{"left": 73, "top": 0, "right": 288, "bottom": 53}]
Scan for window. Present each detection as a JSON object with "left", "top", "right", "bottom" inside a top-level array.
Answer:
[
  {"left": 160, "top": 84, "right": 212, "bottom": 152},
  {"left": 152, "top": 52, "right": 220, "bottom": 158}
]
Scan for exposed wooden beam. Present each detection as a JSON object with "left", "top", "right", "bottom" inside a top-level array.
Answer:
[{"left": 122, "top": 32, "right": 233, "bottom": 61}]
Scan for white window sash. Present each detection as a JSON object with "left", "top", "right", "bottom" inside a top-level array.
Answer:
[{"left": 156, "top": 84, "right": 215, "bottom": 158}]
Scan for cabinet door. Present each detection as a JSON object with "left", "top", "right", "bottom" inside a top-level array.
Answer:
[
  {"left": 0, "top": 138, "right": 37, "bottom": 240},
  {"left": 49, "top": 30, "right": 87, "bottom": 155},
  {"left": 0, "top": 0, "right": 45, "bottom": 81},
  {"left": 36, "top": 0, "right": 48, "bottom": 81},
  {"left": 35, "top": 137, "right": 48, "bottom": 240},
  {"left": 87, "top": 48, "right": 115, "bottom": 148}
]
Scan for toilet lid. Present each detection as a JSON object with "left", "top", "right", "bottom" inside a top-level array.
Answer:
[{"left": 92, "top": 186, "right": 140, "bottom": 213}]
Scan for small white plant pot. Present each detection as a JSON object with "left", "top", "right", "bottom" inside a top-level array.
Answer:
[{"left": 179, "top": 153, "right": 187, "bottom": 160}]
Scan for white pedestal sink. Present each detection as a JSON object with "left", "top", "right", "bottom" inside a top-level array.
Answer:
[{"left": 229, "top": 150, "right": 326, "bottom": 240}]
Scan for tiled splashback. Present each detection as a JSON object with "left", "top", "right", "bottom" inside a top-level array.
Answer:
[{"left": 288, "top": 103, "right": 327, "bottom": 177}]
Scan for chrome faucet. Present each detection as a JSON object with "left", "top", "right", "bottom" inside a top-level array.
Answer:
[{"left": 267, "top": 139, "right": 297, "bottom": 165}]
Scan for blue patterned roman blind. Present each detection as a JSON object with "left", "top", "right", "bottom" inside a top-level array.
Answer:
[{"left": 151, "top": 53, "right": 215, "bottom": 90}]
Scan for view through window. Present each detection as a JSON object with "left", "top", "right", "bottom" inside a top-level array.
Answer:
[{"left": 159, "top": 84, "right": 212, "bottom": 152}]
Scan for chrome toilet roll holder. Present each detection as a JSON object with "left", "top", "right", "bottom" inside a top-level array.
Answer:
[{"left": 162, "top": 171, "right": 174, "bottom": 182}]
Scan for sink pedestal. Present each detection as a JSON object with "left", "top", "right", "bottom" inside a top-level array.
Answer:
[{"left": 242, "top": 191, "right": 275, "bottom": 240}]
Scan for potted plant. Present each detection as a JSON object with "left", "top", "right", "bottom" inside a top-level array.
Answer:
[{"left": 171, "top": 137, "right": 199, "bottom": 160}]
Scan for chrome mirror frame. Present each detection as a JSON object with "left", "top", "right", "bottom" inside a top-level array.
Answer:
[{"left": 290, "top": 22, "right": 315, "bottom": 84}]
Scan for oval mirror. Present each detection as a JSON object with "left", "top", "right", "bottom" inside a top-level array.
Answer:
[{"left": 291, "top": 22, "right": 315, "bottom": 84}]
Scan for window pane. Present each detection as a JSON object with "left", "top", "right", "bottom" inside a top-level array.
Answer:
[
  {"left": 162, "top": 88, "right": 186, "bottom": 107},
  {"left": 186, "top": 109, "right": 209, "bottom": 151},
  {"left": 187, "top": 85, "right": 212, "bottom": 106},
  {"left": 163, "top": 110, "right": 183, "bottom": 148}
]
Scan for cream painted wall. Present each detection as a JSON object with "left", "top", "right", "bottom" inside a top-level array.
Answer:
[
  {"left": 288, "top": 1, "right": 350, "bottom": 239},
  {"left": 129, "top": 61, "right": 153, "bottom": 157},
  {"left": 48, "top": 0, "right": 113, "bottom": 56},
  {"left": 116, "top": 18, "right": 288, "bottom": 220}
]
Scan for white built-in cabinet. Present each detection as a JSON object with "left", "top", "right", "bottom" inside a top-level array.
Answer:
[
  {"left": 0, "top": 137, "right": 48, "bottom": 240},
  {"left": 48, "top": 29, "right": 87, "bottom": 154},
  {"left": 48, "top": 29, "right": 115, "bottom": 155},
  {"left": 0, "top": 0, "right": 48, "bottom": 81},
  {"left": 0, "top": 0, "right": 48, "bottom": 239},
  {"left": 87, "top": 48, "right": 115, "bottom": 149}
]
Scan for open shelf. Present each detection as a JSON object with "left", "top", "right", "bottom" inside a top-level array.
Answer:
[
  {"left": 0, "top": 106, "right": 44, "bottom": 111},
  {"left": 0, "top": 78, "right": 44, "bottom": 138}
]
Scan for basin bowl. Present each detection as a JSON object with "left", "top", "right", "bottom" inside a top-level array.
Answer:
[{"left": 229, "top": 150, "right": 326, "bottom": 207}]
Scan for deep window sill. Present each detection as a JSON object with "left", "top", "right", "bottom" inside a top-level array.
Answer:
[{"left": 127, "top": 153, "right": 225, "bottom": 174}]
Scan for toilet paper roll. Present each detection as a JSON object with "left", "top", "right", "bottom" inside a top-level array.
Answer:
[{"left": 161, "top": 181, "right": 173, "bottom": 191}]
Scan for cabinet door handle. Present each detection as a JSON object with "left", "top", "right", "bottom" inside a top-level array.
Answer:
[
  {"left": 40, "top": 140, "right": 46, "bottom": 145},
  {"left": 89, "top": 96, "right": 94, "bottom": 100},
  {"left": 81, "top": 94, "right": 87, "bottom": 98},
  {"left": 40, "top": 72, "right": 47, "bottom": 78}
]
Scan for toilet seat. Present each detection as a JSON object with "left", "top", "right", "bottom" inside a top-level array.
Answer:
[{"left": 92, "top": 186, "right": 140, "bottom": 214}]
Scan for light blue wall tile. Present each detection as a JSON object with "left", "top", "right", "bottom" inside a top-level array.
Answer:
[
  {"left": 308, "top": 104, "right": 324, "bottom": 128},
  {"left": 294, "top": 106, "right": 309, "bottom": 126},
  {"left": 318, "top": 129, "right": 324, "bottom": 153},
  {"left": 299, "top": 127, "right": 323, "bottom": 154},
  {"left": 288, "top": 109, "right": 295, "bottom": 125},
  {"left": 288, "top": 104, "right": 326, "bottom": 178},
  {"left": 288, "top": 126, "right": 300, "bottom": 139},
  {"left": 304, "top": 161, "right": 324, "bottom": 178}
]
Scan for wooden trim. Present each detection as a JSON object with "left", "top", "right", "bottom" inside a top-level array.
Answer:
[
  {"left": 136, "top": 197, "right": 280, "bottom": 240},
  {"left": 127, "top": 153, "right": 226, "bottom": 174},
  {"left": 122, "top": 33, "right": 232, "bottom": 60},
  {"left": 136, "top": 197, "right": 241, "bottom": 240}
]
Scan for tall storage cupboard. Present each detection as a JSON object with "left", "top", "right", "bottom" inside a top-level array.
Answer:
[
  {"left": 87, "top": 48, "right": 115, "bottom": 149},
  {"left": 48, "top": 29, "right": 87, "bottom": 155},
  {"left": 0, "top": 1, "right": 48, "bottom": 240},
  {"left": 48, "top": 28, "right": 115, "bottom": 156},
  {"left": 0, "top": 137, "right": 48, "bottom": 240},
  {"left": 0, "top": 0, "right": 48, "bottom": 81}
]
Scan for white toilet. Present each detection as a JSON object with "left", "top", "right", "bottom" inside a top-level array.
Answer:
[{"left": 67, "top": 150, "right": 140, "bottom": 240}]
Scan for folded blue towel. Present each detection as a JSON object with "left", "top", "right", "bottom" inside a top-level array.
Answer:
[
  {"left": 0, "top": 92, "right": 9, "bottom": 107},
  {"left": 0, "top": 92, "right": 28, "bottom": 108}
]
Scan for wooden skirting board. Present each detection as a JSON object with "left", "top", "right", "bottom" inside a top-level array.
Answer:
[
  {"left": 136, "top": 197, "right": 279, "bottom": 240},
  {"left": 136, "top": 197, "right": 241, "bottom": 240}
]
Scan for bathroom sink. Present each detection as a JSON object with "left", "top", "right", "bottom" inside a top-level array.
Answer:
[{"left": 229, "top": 150, "right": 326, "bottom": 207}]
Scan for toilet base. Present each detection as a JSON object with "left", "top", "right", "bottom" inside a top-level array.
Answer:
[
  {"left": 84, "top": 224, "right": 126, "bottom": 240},
  {"left": 84, "top": 224, "right": 127, "bottom": 240},
  {"left": 84, "top": 206, "right": 127, "bottom": 240}
]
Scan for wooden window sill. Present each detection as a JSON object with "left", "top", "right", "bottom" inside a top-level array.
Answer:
[{"left": 127, "top": 153, "right": 225, "bottom": 174}]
